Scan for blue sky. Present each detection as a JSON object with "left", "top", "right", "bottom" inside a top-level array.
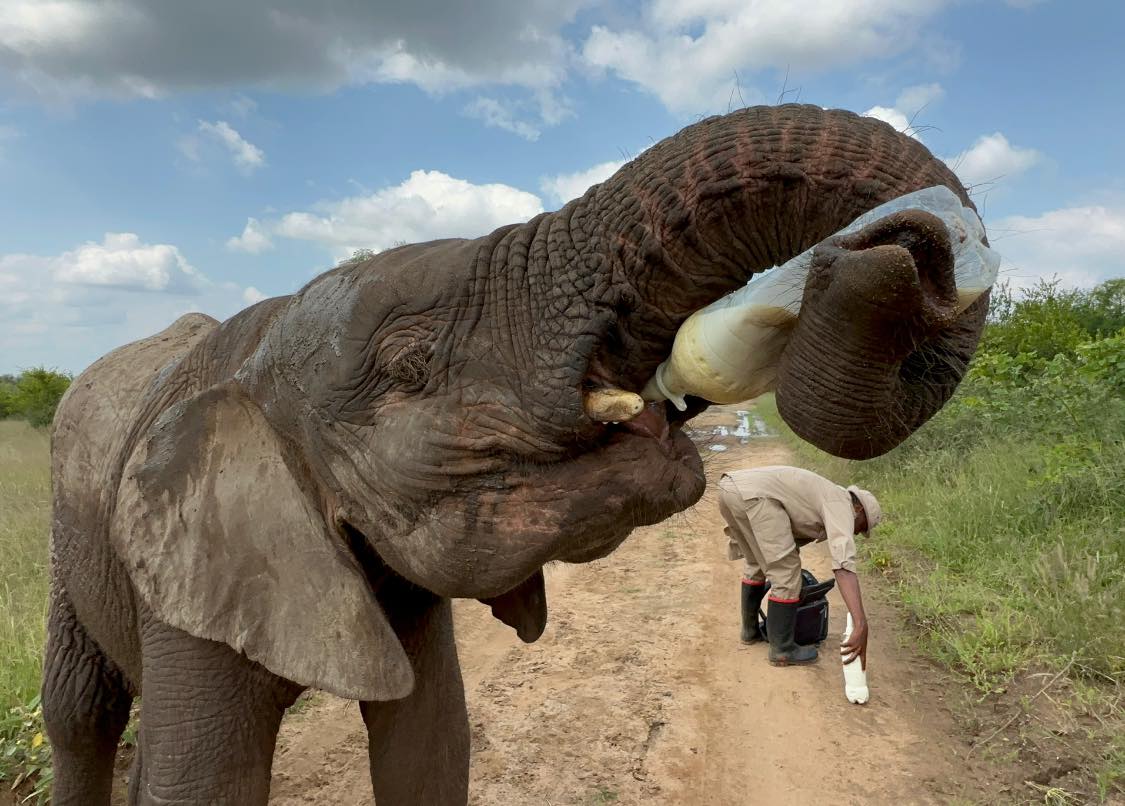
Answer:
[{"left": 1, "top": 0, "right": 1123, "bottom": 374}]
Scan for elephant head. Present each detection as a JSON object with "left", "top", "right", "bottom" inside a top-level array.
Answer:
[
  {"left": 238, "top": 103, "right": 992, "bottom": 603},
  {"left": 112, "top": 105, "right": 991, "bottom": 701}
]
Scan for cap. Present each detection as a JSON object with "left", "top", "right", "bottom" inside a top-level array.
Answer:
[{"left": 846, "top": 485, "right": 882, "bottom": 534}]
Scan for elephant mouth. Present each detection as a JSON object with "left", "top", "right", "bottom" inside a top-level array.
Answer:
[
  {"left": 538, "top": 391, "right": 706, "bottom": 565},
  {"left": 546, "top": 403, "right": 705, "bottom": 564},
  {"left": 602, "top": 401, "right": 690, "bottom": 458}
]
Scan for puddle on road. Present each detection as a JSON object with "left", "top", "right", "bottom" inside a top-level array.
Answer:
[{"left": 686, "top": 408, "right": 774, "bottom": 452}]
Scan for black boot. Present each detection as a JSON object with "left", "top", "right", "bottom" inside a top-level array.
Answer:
[
  {"left": 767, "top": 599, "right": 818, "bottom": 666},
  {"left": 740, "top": 582, "right": 766, "bottom": 644}
]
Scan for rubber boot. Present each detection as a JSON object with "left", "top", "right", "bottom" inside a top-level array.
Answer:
[
  {"left": 740, "top": 582, "right": 766, "bottom": 644},
  {"left": 767, "top": 599, "right": 818, "bottom": 666}
]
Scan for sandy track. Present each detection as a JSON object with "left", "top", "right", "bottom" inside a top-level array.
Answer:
[{"left": 268, "top": 411, "right": 1000, "bottom": 805}]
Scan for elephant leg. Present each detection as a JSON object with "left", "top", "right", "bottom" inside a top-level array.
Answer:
[
  {"left": 128, "top": 619, "right": 302, "bottom": 806},
  {"left": 361, "top": 595, "right": 469, "bottom": 806},
  {"left": 42, "top": 589, "right": 134, "bottom": 806}
]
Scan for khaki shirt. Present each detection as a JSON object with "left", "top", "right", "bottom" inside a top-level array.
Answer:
[{"left": 720, "top": 465, "right": 858, "bottom": 572}]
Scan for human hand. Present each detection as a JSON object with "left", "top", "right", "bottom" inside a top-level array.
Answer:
[{"left": 841, "top": 619, "right": 868, "bottom": 670}]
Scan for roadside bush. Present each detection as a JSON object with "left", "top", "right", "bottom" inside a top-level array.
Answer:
[
  {"left": 0, "top": 375, "right": 17, "bottom": 419},
  {"left": 980, "top": 278, "right": 1125, "bottom": 360},
  {"left": 0, "top": 368, "right": 71, "bottom": 428}
]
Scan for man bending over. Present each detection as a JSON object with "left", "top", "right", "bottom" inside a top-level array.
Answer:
[{"left": 718, "top": 466, "right": 882, "bottom": 667}]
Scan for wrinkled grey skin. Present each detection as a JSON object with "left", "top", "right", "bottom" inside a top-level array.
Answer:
[{"left": 43, "top": 105, "right": 988, "bottom": 805}]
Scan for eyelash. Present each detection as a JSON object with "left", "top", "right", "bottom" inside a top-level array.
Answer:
[{"left": 385, "top": 342, "right": 432, "bottom": 390}]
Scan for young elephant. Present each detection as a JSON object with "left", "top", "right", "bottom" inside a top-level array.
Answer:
[{"left": 44, "top": 104, "right": 991, "bottom": 805}]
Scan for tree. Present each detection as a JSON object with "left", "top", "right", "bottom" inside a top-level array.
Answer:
[
  {"left": 982, "top": 279, "right": 1125, "bottom": 361},
  {"left": 0, "top": 374, "right": 17, "bottom": 418},
  {"left": 4, "top": 368, "right": 72, "bottom": 427},
  {"left": 1075, "top": 277, "right": 1125, "bottom": 336}
]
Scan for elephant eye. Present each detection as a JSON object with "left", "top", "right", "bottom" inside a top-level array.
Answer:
[{"left": 386, "top": 341, "right": 432, "bottom": 391}]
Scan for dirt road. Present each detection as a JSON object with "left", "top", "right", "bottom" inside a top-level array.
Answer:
[{"left": 268, "top": 408, "right": 998, "bottom": 805}]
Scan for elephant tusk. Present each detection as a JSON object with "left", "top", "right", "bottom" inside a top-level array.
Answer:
[{"left": 584, "top": 388, "right": 645, "bottom": 422}]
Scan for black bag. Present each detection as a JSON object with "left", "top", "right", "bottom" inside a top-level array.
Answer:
[{"left": 758, "top": 569, "right": 834, "bottom": 646}]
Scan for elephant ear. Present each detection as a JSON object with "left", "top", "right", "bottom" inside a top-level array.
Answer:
[{"left": 112, "top": 381, "right": 413, "bottom": 702}]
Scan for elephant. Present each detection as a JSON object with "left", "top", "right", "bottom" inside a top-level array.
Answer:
[{"left": 43, "top": 104, "right": 991, "bottom": 804}]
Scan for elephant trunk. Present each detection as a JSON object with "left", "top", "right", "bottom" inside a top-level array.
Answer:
[
  {"left": 775, "top": 210, "right": 986, "bottom": 458},
  {"left": 561, "top": 105, "right": 994, "bottom": 458},
  {"left": 572, "top": 105, "right": 986, "bottom": 400},
  {"left": 637, "top": 186, "right": 997, "bottom": 452}
]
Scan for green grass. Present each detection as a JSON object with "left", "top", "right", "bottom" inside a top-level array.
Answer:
[
  {"left": 756, "top": 388, "right": 1124, "bottom": 799},
  {"left": 0, "top": 421, "right": 50, "bottom": 713},
  {"left": 586, "top": 785, "right": 619, "bottom": 805},
  {"left": 0, "top": 420, "right": 52, "bottom": 800}
]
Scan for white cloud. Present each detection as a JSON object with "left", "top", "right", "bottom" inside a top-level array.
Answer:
[
  {"left": 0, "top": 0, "right": 585, "bottom": 120},
  {"left": 0, "top": 1, "right": 113, "bottom": 55},
  {"left": 51, "top": 232, "right": 203, "bottom": 291},
  {"left": 862, "top": 105, "right": 911, "bottom": 133},
  {"left": 226, "top": 217, "right": 274, "bottom": 253},
  {"left": 242, "top": 286, "right": 267, "bottom": 305},
  {"left": 225, "top": 94, "right": 258, "bottom": 118},
  {"left": 196, "top": 120, "right": 265, "bottom": 174},
  {"left": 581, "top": 1, "right": 950, "bottom": 114},
  {"left": 862, "top": 83, "right": 945, "bottom": 140},
  {"left": 944, "top": 132, "right": 1041, "bottom": 188},
  {"left": 0, "top": 255, "right": 42, "bottom": 313},
  {"left": 463, "top": 89, "right": 574, "bottom": 140},
  {"left": 533, "top": 88, "right": 575, "bottom": 127},
  {"left": 988, "top": 205, "right": 1125, "bottom": 291},
  {"left": 464, "top": 97, "right": 542, "bottom": 141},
  {"left": 541, "top": 159, "right": 628, "bottom": 206},
  {"left": 0, "top": 233, "right": 252, "bottom": 373},
  {"left": 242, "top": 156, "right": 635, "bottom": 258},
  {"left": 896, "top": 82, "right": 944, "bottom": 114},
  {"left": 272, "top": 169, "right": 544, "bottom": 255}
]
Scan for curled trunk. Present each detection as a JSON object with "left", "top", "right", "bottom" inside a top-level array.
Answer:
[
  {"left": 568, "top": 104, "right": 990, "bottom": 457},
  {"left": 776, "top": 210, "right": 987, "bottom": 458}
]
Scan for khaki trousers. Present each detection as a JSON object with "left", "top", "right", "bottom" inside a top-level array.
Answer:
[{"left": 718, "top": 479, "right": 803, "bottom": 602}]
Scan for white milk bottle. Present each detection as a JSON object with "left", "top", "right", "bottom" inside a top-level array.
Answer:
[{"left": 842, "top": 613, "right": 870, "bottom": 704}]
